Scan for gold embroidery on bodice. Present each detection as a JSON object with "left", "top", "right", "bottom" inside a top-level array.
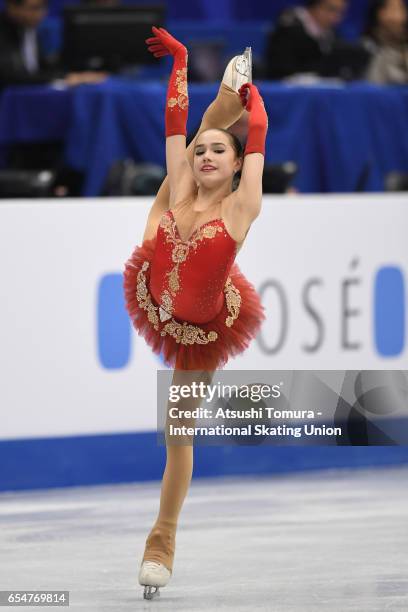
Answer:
[
  {"left": 130, "top": 209, "right": 242, "bottom": 346},
  {"left": 158, "top": 212, "right": 223, "bottom": 319}
]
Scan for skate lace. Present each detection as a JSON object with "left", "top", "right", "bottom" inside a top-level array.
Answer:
[{"left": 143, "top": 561, "right": 164, "bottom": 570}]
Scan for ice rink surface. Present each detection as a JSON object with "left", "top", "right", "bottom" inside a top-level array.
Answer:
[{"left": 1, "top": 466, "right": 407, "bottom": 611}]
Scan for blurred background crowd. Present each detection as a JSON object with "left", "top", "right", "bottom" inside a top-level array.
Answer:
[{"left": 0, "top": 0, "right": 407, "bottom": 198}]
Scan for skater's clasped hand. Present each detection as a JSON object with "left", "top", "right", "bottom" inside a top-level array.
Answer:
[
  {"left": 238, "top": 83, "right": 264, "bottom": 112},
  {"left": 238, "top": 83, "right": 268, "bottom": 156},
  {"left": 146, "top": 26, "right": 187, "bottom": 58}
]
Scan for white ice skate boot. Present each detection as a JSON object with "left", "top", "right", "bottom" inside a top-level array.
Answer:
[
  {"left": 138, "top": 560, "right": 171, "bottom": 600},
  {"left": 222, "top": 46, "right": 252, "bottom": 92}
]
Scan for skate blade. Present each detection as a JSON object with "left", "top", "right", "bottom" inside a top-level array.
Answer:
[
  {"left": 143, "top": 585, "right": 160, "bottom": 600},
  {"left": 244, "top": 47, "right": 252, "bottom": 83}
]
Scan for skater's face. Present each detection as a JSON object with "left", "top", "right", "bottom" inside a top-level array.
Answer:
[{"left": 193, "top": 129, "right": 242, "bottom": 189}]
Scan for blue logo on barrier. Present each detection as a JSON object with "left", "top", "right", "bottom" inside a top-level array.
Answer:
[
  {"left": 97, "top": 273, "right": 166, "bottom": 369},
  {"left": 97, "top": 274, "right": 130, "bottom": 369},
  {"left": 374, "top": 266, "right": 405, "bottom": 357}
]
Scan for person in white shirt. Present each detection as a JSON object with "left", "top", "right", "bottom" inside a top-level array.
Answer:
[{"left": 363, "top": 0, "right": 408, "bottom": 84}]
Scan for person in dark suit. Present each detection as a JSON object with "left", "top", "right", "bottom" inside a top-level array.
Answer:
[
  {"left": 0, "top": 0, "right": 109, "bottom": 196},
  {"left": 264, "top": 0, "right": 370, "bottom": 80},
  {"left": 0, "top": 0, "right": 63, "bottom": 85},
  {"left": 0, "top": 0, "right": 108, "bottom": 86}
]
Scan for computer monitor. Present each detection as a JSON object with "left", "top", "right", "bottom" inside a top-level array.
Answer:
[
  {"left": 262, "top": 163, "right": 298, "bottom": 194},
  {"left": 62, "top": 5, "right": 166, "bottom": 72}
]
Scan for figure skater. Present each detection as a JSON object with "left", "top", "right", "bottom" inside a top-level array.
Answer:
[{"left": 123, "top": 26, "right": 268, "bottom": 600}]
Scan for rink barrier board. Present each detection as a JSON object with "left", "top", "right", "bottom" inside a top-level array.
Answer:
[
  {"left": 1, "top": 195, "right": 407, "bottom": 491},
  {"left": 1, "top": 432, "right": 408, "bottom": 492}
]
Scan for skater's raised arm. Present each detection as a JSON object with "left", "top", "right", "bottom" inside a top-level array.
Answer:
[
  {"left": 146, "top": 27, "right": 195, "bottom": 209},
  {"left": 231, "top": 83, "right": 268, "bottom": 225}
]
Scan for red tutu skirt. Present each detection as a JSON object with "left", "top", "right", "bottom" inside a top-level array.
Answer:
[{"left": 123, "top": 237, "right": 265, "bottom": 370}]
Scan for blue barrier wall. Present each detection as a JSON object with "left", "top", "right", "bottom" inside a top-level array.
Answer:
[{"left": 2, "top": 432, "right": 408, "bottom": 492}]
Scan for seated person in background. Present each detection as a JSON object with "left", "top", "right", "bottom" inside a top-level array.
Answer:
[
  {"left": 264, "top": 0, "right": 370, "bottom": 80},
  {"left": 0, "top": 0, "right": 107, "bottom": 87},
  {"left": 363, "top": 0, "right": 408, "bottom": 84}
]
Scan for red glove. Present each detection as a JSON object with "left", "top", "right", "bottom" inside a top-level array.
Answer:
[
  {"left": 238, "top": 83, "right": 268, "bottom": 156},
  {"left": 146, "top": 26, "right": 188, "bottom": 137}
]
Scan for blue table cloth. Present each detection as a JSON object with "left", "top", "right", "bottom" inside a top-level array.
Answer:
[{"left": 1, "top": 79, "right": 408, "bottom": 196}]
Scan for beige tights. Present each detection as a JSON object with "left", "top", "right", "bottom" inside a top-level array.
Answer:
[{"left": 142, "top": 369, "right": 215, "bottom": 573}]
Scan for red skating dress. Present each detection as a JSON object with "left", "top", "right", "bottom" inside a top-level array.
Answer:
[{"left": 123, "top": 201, "right": 265, "bottom": 370}]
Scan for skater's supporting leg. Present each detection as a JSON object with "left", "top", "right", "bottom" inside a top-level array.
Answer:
[{"left": 142, "top": 369, "right": 215, "bottom": 572}]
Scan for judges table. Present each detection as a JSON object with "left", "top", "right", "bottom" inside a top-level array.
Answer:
[{"left": 1, "top": 79, "right": 408, "bottom": 196}]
